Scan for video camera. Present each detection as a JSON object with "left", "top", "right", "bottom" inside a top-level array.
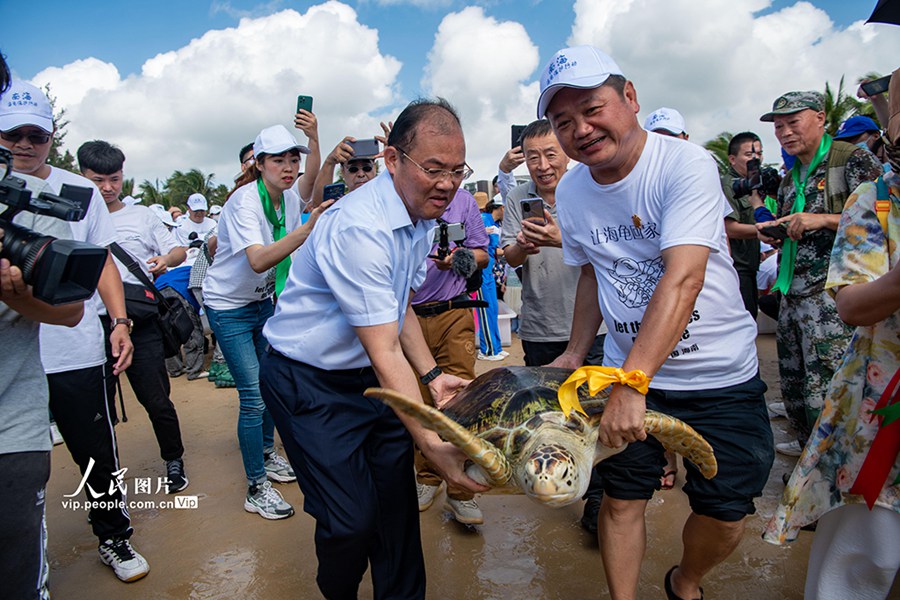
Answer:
[
  {"left": 0, "top": 148, "right": 107, "bottom": 305},
  {"left": 732, "top": 158, "right": 781, "bottom": 199}
]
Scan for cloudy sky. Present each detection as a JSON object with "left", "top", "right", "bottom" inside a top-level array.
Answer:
[{"left": 3, "top": 0, "right": 895, "bottom": 192}]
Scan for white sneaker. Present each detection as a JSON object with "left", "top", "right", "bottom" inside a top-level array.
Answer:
[
  {"left": 776, "top": 440, "right": 803, "bottom": 457},
  {"left": 98, "top": 538, "right": 150, "bottom": 582},
  {"left": 50, "top": 422, "right": 64, "bottom": 446},
  {"left": 768, "top": 402, "right": 788, "bottom": 419},
  {"left": 445, "top": 497, "right": 484, "bottom": 525},
  {"left": 477, "top": 351, "right": 507, "bottom": 362},
  {"left": 264, "top": 452, "right": 296, "bottom": 483},
  {"left": 417, "top": 482, "right": 440, "bottom": 512},
  {"left": 244, "top": 480, "right": 294, "bottom": 520}
]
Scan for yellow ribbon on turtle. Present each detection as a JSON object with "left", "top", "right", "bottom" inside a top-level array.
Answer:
[{"left": 557, "top": 366, "right": 651, "bottom": 417}]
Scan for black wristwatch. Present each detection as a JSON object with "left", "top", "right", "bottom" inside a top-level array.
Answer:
[
  {"left": 419, "top": 365, "right": 443, "bottom": 385},
  {"left": 112, "top": 318, "right": 134, "bottom": 335}
]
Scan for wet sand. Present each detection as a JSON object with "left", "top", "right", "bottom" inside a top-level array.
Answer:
[{"left": 44, "top": 333, "right": 898, "bottom": 598}]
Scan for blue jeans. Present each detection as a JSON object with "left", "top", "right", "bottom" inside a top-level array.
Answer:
[{"left": 206, "top": 300, "right": 276, "bottom": 486}]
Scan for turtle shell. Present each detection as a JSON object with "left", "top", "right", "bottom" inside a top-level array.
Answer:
[{"left": 441, "top": 366, "right": 609, "bottom": 454}]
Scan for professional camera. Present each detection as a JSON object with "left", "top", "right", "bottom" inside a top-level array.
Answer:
[
  {"left": 732, "top": 158, "right": 781, "bottom": 199},
  {"left": 0, "top": 148, "right": 107, "bottom": 305}
]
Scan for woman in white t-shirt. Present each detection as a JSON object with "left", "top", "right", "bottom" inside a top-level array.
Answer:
[{"left": 203, "top": 124, "right": 330, "bottom": 520}]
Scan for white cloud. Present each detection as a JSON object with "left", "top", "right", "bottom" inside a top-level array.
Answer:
[
  {"left": 371, "top": 0, "right": 453, "bottom": 7},
  {"left": 422, "top": 6, "right": 541, "bottom": 182},
  {"left": 566, "top": 0, "right": 900, "bottom": 162},
  {"left": 31, "top": 1, "right": 402, "bottom": 190}
]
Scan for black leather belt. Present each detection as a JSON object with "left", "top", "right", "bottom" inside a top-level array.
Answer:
[{"left": 413, "top": 294, "right": 488, "bottom": 318}]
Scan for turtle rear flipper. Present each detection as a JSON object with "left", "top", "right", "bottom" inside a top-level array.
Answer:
[{"left": 364, "top": 388, "right": 513, "bottom": 486}]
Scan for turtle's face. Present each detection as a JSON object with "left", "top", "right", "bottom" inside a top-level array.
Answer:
[
  {"left": 520, "top": 443, "right": 588, "bottom": 507},
  {"left": 515, "top": 413, "right": 595, "bottom": 507}
]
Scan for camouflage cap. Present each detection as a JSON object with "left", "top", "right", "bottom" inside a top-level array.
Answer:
[{"left": 759, "top": 91, "right": 824, "bottom": 122}]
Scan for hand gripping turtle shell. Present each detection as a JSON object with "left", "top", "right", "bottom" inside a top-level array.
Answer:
[{"left": 364, "top": 366, "right": 717, "bottom": 508}]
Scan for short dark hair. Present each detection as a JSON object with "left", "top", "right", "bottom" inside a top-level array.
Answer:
[
  {"left": 77, "top": 140, "right": 125, "bottom": 175},
  {"left": 521, "top": 119, "right": 554, "bottom": 146},
  {"left": 728, "top": 132, "right": 761, "bottom": 157},
  {"left": 0, "top": 51, "right": 10, "bottom": 95},
  {"left": 602, "top": 74, "right": 627, "bottom": 98},
  {"left": 239, "top": 142, "right": 254, "bottom": 164},
  {"left": 387, "top": 97, "right": 461, "bottom": 153}
]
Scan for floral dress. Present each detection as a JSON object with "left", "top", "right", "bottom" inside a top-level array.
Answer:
[{"left": 764, "top": 171, "right": 900, "bottom": 544}]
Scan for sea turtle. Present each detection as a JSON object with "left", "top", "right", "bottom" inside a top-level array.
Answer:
[{"left": 364, "top": 366, "right": 716, "bottom": 508}]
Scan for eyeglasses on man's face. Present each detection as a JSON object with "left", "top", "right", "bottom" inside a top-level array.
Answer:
[
  {"left": 395, "top": 148, "right": 472, "bottom": 182},
  {"left": 346, "top": 163, "right": 373, "bottom": 174},
  {"left": 1, "top": 128, "right": 52, "bottom": 145}
]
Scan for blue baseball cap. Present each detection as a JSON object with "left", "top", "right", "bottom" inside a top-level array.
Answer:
[{"left": 834, "top": 116, "right": 880, "bottom": 140}]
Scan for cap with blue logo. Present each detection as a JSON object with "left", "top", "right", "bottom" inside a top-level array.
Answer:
[
  {"left": 644, "top": 107, "right": 686, "bottom": 136},
  {"left": 0, "top": 80, "right": 54, "bottom": 133},
  {"left": 834, "top": 115, "right": 881, "bottom": 140},
  {"left": 537, "top": 46, "right": 624, "bottom": 119}
]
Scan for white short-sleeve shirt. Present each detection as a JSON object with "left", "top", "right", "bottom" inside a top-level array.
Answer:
[
  {"left": 21, "top": 168, "right": 118, "bottom": 374},
  {"left": 555, "top": 133, "right": 758, "bottom": 390},
  {"left": 109, "top": 204, "right": 182, "bottom": 284},
  {"left": 263, "top": 170, "right": 433, "bottom": 370},
  {"left": 203, "top": 182, "right": 301, "bottom": 310}
]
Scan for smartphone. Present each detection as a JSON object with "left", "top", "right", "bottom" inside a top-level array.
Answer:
[
  {"left": 745, "top": 157, "right": 761, "bottom": 189},
  {"left": 520, "top": 198, "right": 546, "bottom": 225},
  {"left": 296, "top": 95, "right": 314, "bottom": 113},
  {"left": 432, "top": 222, "right": 466, "bottom": 244},
  {"left": 323, "top": 183, "right": 346, "bottom": 202},
  {"left": 347, "top": 138, "right": 380, "bottom": 158},
  {"left": 861, "top": 75, "right": 891, "bottom": 97},
  {"left": 760, "top": 223, "right": 788, "bottom": 241},
  {"left": 511, "top": 124, "right": 527, "bottom": 149}
]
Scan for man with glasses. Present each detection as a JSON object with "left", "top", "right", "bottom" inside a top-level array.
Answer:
[
  {"left": 310, "top": 135, "right": 379, "bottom": 207},
  {"left": 259, "top": 98, "right": 487, "bottom": 600},
  {"left": 0, "top": 80, "right": 150, "bottom": 583}
]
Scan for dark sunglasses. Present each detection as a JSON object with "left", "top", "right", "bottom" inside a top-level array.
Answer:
[
  {"left": 347, "top": 164, "right": 373, "bottom": 174},
  {"left": 0, "top": 129, "right": 52, "bottom": 145}
]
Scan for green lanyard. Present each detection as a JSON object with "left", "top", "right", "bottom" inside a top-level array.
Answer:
[
  {"left": 257, "top": 178, "right": 290, "bottom": 296},
  {"left": 771, "top": 134, "right": 832, "bottom": 294}
]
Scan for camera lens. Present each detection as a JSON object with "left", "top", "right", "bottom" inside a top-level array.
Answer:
[{"left": 0, "top": 222, "right": 55, "bottom": 284}]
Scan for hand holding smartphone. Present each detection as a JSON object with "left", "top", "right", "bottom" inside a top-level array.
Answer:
[
  {"left": 860, "top": 75, "right": 890, "bottom": 97},
  {"left": 347, "top": 138, "right": 380, "bottom": 159},
  {"left": 520, "top": 198, "right": 546, "bottom": 225},
  {"left": 296, "top": 95, "right": 313, "bottom": 113},
  {"left": 323, "top": 183, "right": 345, "bottom": 202},
  {"left": 511, "top": 124, "right": 526, "bottom": 149},
  {"left": 759, "top": 223, "right": 788, "bottom": 242}
]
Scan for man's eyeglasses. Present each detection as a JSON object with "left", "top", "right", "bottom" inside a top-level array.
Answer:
[
  {"left": 1, "top": 129, "right": 52, "bottom": 145},
  {"left": 346, "top": 164, "right": 373, "bottom": 174},
  {"left": 396, "top": 149, "right": 473, "bottom": 182}
]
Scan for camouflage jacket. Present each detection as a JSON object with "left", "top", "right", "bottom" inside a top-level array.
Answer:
[{"left": 777, "top": 146, "right": 882, "bottom": 296}]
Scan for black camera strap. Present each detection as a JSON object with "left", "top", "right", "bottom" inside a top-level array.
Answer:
[{"left": 109, "top": 242, "right": 169, "bottom": 310}]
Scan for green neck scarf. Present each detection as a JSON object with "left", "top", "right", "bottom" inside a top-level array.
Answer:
[
  {"left": 257, "top": 178, "right": 290, "bottom": 296},
  {"left": 771, "top": 134, "right": 832, "bottom": 294}
]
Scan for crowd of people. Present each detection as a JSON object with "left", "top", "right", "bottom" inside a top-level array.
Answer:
[{"left": 0, "top": 41, "right": 898, "bottom": 600}]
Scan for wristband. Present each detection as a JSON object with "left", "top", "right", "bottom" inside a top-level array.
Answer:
[{"left": 419, "top": 366, "right": 443, "bottom": 386}]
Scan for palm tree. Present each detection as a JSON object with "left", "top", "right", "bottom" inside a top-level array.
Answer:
[
  {"left": 120, "top": 178, "right": 134, "bottom": 200},
  {"left": 704, "top": 131, "right": 733, "bottom": 176},
  {"left": 823, "top": 76, "right": 865, "bottom": 136},
  {"left": 164, "top": 168, "right": 217, "bottom": 206},
  {"left": 138, "top": 179, "right": 168, "bottom": 207}
]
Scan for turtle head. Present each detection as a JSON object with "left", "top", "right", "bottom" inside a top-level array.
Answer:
[{"left": 519, "top": 442, "right": 589, "bottom": 507}]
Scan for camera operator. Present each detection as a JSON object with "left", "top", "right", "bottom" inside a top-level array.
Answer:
[
  {"left": 411, "top": 187, "right": 489, "bottom": 525},
  {"left": 722, "top": 132, "right": 780, "bottom": 317},
  {"left": 0, "top": 230, "right": 84, "bottom": 599},
  {"left": 0, "top": 80, "right": 151, "bottom": 583}
]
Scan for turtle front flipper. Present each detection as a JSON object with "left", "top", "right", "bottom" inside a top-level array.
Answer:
[{"left": 364, "top": 388, "right": 513, "bottom": 486}]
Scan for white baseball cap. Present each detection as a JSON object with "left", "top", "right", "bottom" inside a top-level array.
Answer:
[
  {"left": 537, "top": 46, "right": 624, "bottom": 119},
  {"left": 253, "top": 124, "right": 310, "bottom": 158},
  {"left": 0, "top": 80, "right": 54, "bottom": 133},
  {"left": 187, "top": 193, "right": 208, "bottom": 212},
  {"left": 643, "top": 107, "right": 686, "bottom": 136},
  {"left": 122, "top": 195, "right": 141, "bottom": 206},
  {"left": 149, "top": 204, "right": 179, "bottom": 228},
  {"left": 209, "top": 204, "right": 222, "bottom": 216}
]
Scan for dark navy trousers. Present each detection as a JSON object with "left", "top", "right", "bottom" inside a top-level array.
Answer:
[{"left": 260, "top": 349, "right": 425, "bottom": 600}]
